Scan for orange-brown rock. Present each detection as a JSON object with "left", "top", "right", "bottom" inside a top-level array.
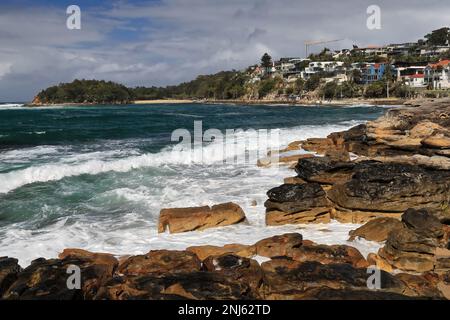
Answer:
[
  {"left": 158, "top": 202, "right": 246, "bottom": 233},
  {"left": 288, "top": 243, "right": 369, "bottom": 268},
  {"left": 280, "top": 141, "right": 303, "bottom": 152},
  {"left": 260, "top": 259, "right": 405, "bottom": 299},
  {"left": 331, "top": 207, "right": 401, "bottom": 224},
  {"left": 294, "top": 157, "right": 355, "bottom": 185},
  {"left": 395, "top": 273, "right": 442, "bottom": 298},
  {"left": 59, "top": 248, "right": 118, "bottom": 267},
  {"left": 324, "top": 150, "right": 351, "bottom": 162},
  {"left": 186, "top": 244, "right": 256, "bottom": 261},
  {"left": 301, "top": 138, "right": 340, "bottom": 154},
  {"left": 348, "top": 217, "right": 403, "bottom": 242},
  {"left": 257, "top": 153, "right": 313, "bottom": 167},
  {"left": 283, "top": 176, "right": 307, "bottom": 184},
  {"left": 266, "top": 208, "right": 330, "bottom": 225},
  {"left": 254, "top": 233, "right": 303, "bottom": 258},
  {"left": 265, "top": 183, "right": 331, "bottom": 225},
  {"left": 118, "top": 250, "right": 202, "bottom": 276},
  {"left": 376, "top": 209, "right": 447, "bottom": 273},
  {"left": 422, "top": 133, "right": 450, "bottom": 149},
  {"left": 367, "top": 253, "right": 394, "bottom": 273},
  {"left": 203, "top": 254, "right": 263, "bottom": 294}
]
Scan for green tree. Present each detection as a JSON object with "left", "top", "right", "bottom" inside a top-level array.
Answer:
[
  {"left": 364, "top": 81, "right": 385, "bottom": 98},
  {"left": 295, "top": 78, "right": 305, "bottom": 95},
  {"left": 425, "top": 27, "right": 450, "bottom": 46},
  {"left": 304, "top": 74, "right": 321, "bottom": 92},
  {"left": 321, "top": 81, "right": 338, "bottom": 100},
  {"left": 261, "top": 53, "right": 273, "bottom": 69},
  {"left": 258, "top": 78, "right": 277, "bottom": 98}
]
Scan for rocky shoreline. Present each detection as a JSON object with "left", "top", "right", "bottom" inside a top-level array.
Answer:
[{"left": 1, "top": 98, "right": 450, "bottom": 300}]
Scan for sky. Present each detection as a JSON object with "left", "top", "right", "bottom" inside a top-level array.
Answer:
[{"left": 0, "top": 0, "right": 449, "bottom": 101}]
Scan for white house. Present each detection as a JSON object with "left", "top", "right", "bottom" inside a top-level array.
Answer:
[
  {"left": 425, "top": 60, "right": 450, "bottom": 89},
  {"left": 302, "top": 61, "right": 345, "bottom": 79}
]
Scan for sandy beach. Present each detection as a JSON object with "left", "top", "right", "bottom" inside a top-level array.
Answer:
[{"left": 134, "top": 99, "right": 195, "bottom": 104}]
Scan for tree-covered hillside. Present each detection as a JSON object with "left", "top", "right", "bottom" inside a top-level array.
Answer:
[
  {"left": 34, "top": 79, "right": 134, "bottom": 104},
  {"left": 132, "top": 71, "right": 249, "bottom": 100}
]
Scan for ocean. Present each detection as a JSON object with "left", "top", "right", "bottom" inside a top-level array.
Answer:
[{"left": 0, "top": 103, "right": 386, "bottom": 266}]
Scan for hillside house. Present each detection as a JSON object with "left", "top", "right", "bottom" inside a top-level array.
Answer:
[{"left": 425, "top": 59, "right": 450, "bottom": 89}]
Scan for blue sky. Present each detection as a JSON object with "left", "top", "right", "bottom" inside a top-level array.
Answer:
[{"left": 0, "top": 0, "right": 449, "bottom": 101}]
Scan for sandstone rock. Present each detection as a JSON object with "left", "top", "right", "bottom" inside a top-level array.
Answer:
[
  {"left": 280, "top": 141, "right": 303, "bottom": 152},
  {"left": 59, "top": 249, "right": 118, "bottom": 267},
  {"left": 402, "top": 208, "right": 444, "bottom": 238},
  {"left": 324, "top": 150, "right": 351, "bottom": 162},
  {"left": 318, "top": 100, "right": 450, "bottom": 158},
  {"left": 283, "top": 176, "right": 307, "bottom": 184},
  {"left": 3, "top": 253, "right": 116, "bottom": 300},
  {"left": 295, "top": 157, "right": 355, "bottom": 185},
  {"left": 278, "top": 287, "right": 414, "bottom": 300},
  {"left": 118, "top": 250, "right": 202, "bottom": 276},
  {"left": 96, "top": 272, "right": 257, "bottom": 300},
  {"left": 186, "top": 244, "right": 256, "bottom": 261},
  {"left": 203, "top": 254, "right": 263, "bottom": 294},
  {"left": 265, "top": 183, "right": 331, "bottom": 225},
  {"left": 257, "top": 153, "right": 313, "bottom": 167},
  {"left": 330, "top": 207, "right": 401, "bottom": 224},
  {"left": 422, "top": 133, "right": 450, "bottom": 149},
  {"left": 158, "top": 202, "right": 246, "bottom": 233},
  {"left": 395, "top": 273, "right": 442, "bottom": 298},
  {"left": 409, "top": 121, "right": 443, "bottom": 139},
  {"left": 260, "top": 260, "right": 405, "bottom": 299},
  {"left": 254, "top": 233, "right": 303, "bottom": 258},
  {"left": 437, "top": 271, "right": 450, "bottom": 299},
  {"left": 368, "top": 154, "right": 450, "bottom": 170},
  {"left": 348, "top": 217, "right": 403, "bottom": 242},
  {"left": 0, "top": 257, "right": 22, "bottom": 298},
  {"left": 288, "top": 243, "right": 369, "bottom": 268},
  {"left": 367, "top": 253, "right": 394, "bottom": 273},
  {"left": 376, "top": 208, "right": 447, "bottom": 273},
  {"left": 300, "top": 138, "right": 339, "bottom": 154},
  {"left": 328, "top": 162, "right": 450, "bottom": 216},
  {"left": 266, "top": 207, "right": 331, "bottom": 225}
]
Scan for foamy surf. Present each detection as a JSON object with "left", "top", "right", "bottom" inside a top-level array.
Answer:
[{"left": 0, "top": 121, "right": 364, "bottom": 194}]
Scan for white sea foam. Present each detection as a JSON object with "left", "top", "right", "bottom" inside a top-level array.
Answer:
[
  {"left": 0, "top": 120, "right": 383, "bottom": 267},
  {"left": 0, "top": 122, "right": 363, "bottom": 194},
  {"left": 0, "top": 103, "right": 24, "bottom": 108}
]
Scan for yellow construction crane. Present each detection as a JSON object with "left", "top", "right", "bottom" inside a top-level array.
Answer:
[{"left": 304, "top": 39, "right": 345, "bottom": 58}]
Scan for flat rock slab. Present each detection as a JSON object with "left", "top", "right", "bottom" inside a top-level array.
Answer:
[
  {"left": 348, "top": 217, "right": 403, "bottom": 242},
  {"left": 158, "top": 202, "right": 246, "bottom": 234}
]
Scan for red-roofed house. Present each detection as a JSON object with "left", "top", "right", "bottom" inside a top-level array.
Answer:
[{"left": 425, "top": 60, "right": 450, "bottom": 89}]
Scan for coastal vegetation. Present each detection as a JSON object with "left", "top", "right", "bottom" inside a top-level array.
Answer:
[
  {"left": 34, "top": 79, "right": 133, "bottom": 104},
  {"left": 31, "top": 27, "right": 450, "bottom": 105}
]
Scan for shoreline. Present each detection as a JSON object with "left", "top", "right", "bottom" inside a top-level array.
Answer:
[
  {"left": 202, "top": 97, "right": 409, "bottom": 106},
  {"left": 25, "top": 97, "right": 409, "bottom": 107}
]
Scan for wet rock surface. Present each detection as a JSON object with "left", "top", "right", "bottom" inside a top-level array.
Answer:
[
  {"left": 158, "top": 202, "right": 246, "bottom": 233},
  {"left": 265, "top": 183, "right": 331, "bottom": 225},
  {"left": 348, "top": 217, "right": 403, "bottom": 242}
]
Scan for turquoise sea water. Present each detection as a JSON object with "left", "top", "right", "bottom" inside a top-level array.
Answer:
[{"left": 0, "top": 103, "right": 385, "bottom": 265}]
